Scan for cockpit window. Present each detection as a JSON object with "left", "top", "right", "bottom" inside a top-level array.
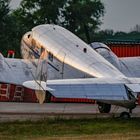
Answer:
[{"left": 90, "top": 42, "right": 110, "bottom": 51}]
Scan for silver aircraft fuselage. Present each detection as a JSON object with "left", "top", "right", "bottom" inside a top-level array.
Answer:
[
  {"left": 21, "top": 24, "right": 125, "bottom": 79},
  {"left": 20, "top": 24, "right": 140, "bottom": 109}
]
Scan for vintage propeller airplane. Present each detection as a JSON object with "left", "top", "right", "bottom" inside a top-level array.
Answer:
[{"left": 1, "top": 24, "right": 140, "bottom": 117}]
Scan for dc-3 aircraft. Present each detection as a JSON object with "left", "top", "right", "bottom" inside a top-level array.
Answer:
[{"left": 1, "top": 24, "right": 140, "bottom": 117}]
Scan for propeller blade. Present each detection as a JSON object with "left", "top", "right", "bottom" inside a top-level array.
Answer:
[{"left": 23, "top": 80, "right": 54, "bottom": 91}]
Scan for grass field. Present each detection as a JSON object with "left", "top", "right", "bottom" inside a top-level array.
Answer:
[{"left": 0, "top": 118, "right": 140, "bottom": 140}]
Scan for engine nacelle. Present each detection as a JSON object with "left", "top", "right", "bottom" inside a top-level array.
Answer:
[{"left": 90, "top": 42, "right": 121, "bottom": 70}]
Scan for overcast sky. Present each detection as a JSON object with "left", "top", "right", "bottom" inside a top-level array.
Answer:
[{"left": 10, "top": 0, "right": 140, "bottom": 32}]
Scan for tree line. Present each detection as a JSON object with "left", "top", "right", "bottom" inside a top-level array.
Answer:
[{"left": 0, "top": 0, "right": 140, "bottom": 57}]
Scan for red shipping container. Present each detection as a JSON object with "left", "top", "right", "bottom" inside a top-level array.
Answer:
[{"left": 108, "top": 43, "right": 140, "bottom": 57}]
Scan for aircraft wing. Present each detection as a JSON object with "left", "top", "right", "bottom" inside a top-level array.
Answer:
[
  {"left": 0, "top": 55, "right": 47, "bottom": 85},
  {"left": 46, "top": 77, "right": 140, "bottom": 108},
  {"left": 47, "top": 78, "right": 130, "bottom": 101}
]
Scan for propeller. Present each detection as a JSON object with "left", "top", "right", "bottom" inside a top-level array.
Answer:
[
  {"left": 23, "top": 80, "right": 54, "bottom": 104},
  {"left": 34, "top": 48, "right": 48, "bottom": 104},
  {"left": 24, "top": 47, "right": 48, "bottom": 104}
]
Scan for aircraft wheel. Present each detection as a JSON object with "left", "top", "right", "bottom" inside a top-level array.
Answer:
[
  {"left": 120, "top": 112, "right": 130, "bottom": 119},
  {"left": 98, "top": 103, "right": 111, "bottom": 113},
  {"left": 46, "top": 92, "right": 52, "bottom": 103}
]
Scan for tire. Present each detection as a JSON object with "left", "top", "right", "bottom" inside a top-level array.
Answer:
[
  {"left": 120, "top": 112, "right": 130, "bottom": 119},
  {"left": 98, "top": 103, "right": 111, "bottom": 113}
]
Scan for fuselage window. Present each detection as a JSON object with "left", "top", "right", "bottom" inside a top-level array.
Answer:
[
  {"left": 83, "top": 48, "right": 87, "bottom": 53},
  {"left": 48, "top": 52, "right": 53, "bottom": 62}
]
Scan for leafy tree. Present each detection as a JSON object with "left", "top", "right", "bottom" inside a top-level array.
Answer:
[
  {"left": 93, "top": 29, "right": 140, "bottom": 43},
  {"left": 13, "top": 0, "right": 66, "bottom": 32},
  {"left": 93, "top": 29, "right": 114, "bottom": 42},
  {"left": 131, "top": 24, "right": 140, "bottom": 32},
  {"left": 0, "top": 0, "right": 105, "bottom": 57},
  {"left": 0, "top": 0, "right": 11, "bottom": 55},
  {"left": 13, "top": 0, "right": 105, "bottom": 44},
  {"left": 11, "top": 0, "right": 68, "bottom": 57},
  {"left": 61, "top": 0, "right": 105, "bottom": 43},
  {"left": 0, "top": 0, "right": 21, "bottom": 57}
]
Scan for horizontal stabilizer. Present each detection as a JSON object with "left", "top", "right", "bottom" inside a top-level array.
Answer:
[{"left": 23, "top": 80, "right": 54, "bottom": 91}]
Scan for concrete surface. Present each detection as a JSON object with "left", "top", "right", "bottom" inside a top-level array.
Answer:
[{"left": 0, "top": 102, "right": 139, "bottom": 121}]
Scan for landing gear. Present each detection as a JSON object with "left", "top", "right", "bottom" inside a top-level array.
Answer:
[
  {"left": 120, "top": 112, "right": 130, "bottom": 119},
  {"left": 98, "top": 102, "right": 111, "bottom": 113},
  {"left": 46, "top": 92, "right": 52, "bottom": 103},
  {"left": 120, "top": 108, "right": 132, "bottom": 119}
]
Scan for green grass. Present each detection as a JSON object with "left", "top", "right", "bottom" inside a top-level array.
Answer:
[{"left": 0, "top": 118, "right": 140, "bottom": 140}]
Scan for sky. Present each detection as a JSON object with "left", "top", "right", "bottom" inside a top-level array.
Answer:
[
  {"left": 10, "top": 0, "right": 140, "bottom": 32},
  {"left": 100, "top": 0, "right": 140, "bottom": 32}
]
